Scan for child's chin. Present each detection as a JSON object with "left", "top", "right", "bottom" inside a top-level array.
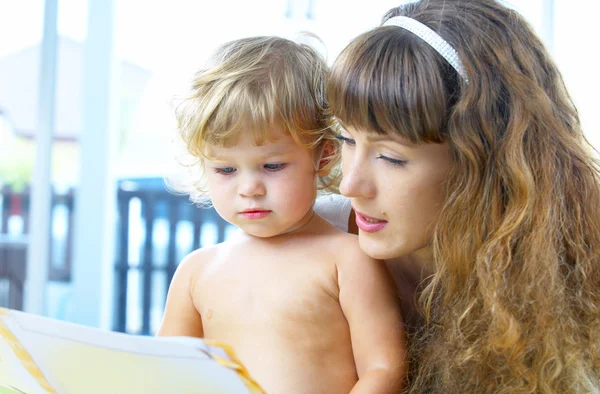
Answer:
[{"left": 241, "top": 226, "right": 281, "bottom": 238}]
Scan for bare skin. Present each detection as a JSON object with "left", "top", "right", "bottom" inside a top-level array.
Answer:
[
  {"left": 348, "top": 211, "right": 430, "bottom": 335},
  {"left": 158, "top": 214, "right": 406, "bottom": 394},
  {"left": 340, "top": 127, "right": 452, "bottom": 330}
]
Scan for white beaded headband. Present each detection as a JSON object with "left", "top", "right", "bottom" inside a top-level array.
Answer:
[{"left": 383, "top": 16, "right": 467, "bottom": 81}]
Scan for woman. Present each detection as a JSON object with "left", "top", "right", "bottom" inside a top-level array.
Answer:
[{"left": 322, "top": 0, "right": 600, "bottom": 392}]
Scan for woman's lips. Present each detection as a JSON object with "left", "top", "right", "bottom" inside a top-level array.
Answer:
[{"left": 354, "top": 211, "right": 388, "bottom": 232}]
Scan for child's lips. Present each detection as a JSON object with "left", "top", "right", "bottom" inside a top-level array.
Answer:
[{"left": 239, "top": 209, "right": 271, "bottom": 220}]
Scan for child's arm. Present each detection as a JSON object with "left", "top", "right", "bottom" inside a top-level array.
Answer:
[
  {"left": 338, "top": 244, "right": 407, "bottom": 393},
  {"left": 156, "top": 252, "right": 204, "bottom": 338}
]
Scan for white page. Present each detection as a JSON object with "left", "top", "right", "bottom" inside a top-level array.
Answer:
[{"left": 0, "top": 309, "right": 263, "bottom": 394}]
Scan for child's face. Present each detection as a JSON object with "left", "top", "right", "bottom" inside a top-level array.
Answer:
[{"left": 204, "top": 126, "right": 318, "bottom": 238}]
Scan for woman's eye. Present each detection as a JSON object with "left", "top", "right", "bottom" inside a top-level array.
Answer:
[
  {"left": 214, "top": 167, "right": 236, "bottom": 175},
  {"left": 264, "top": 163, "right": 287, "bottom": 171},
  {"left": 335, "top": 135, "right": 356, "bottom": 146},
  {"left": 377, "top": 155, "right": 407, "bottom": 167}
]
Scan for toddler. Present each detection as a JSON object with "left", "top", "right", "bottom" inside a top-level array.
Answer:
[{"left": 158, "top": 36, "right": 405, "bottom": 394}]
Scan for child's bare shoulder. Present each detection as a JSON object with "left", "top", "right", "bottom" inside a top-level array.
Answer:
[
  {"left": 336, "top": 233, "right": 379, "bottom": 263},
  {"left": 309, "top": 215, "right": 374, "bottom": 262},
  {"left": 174, "top": 242, "right": 225, "bottom": 279},
  {"left": 316, "top": 229, "right": 387, "bottom": 280},
  {"left": 327, "top": 234, "right": 396, "bottom": 301},
  {"left": 312, "top": 219, "right": 365, "bottom": 254}
]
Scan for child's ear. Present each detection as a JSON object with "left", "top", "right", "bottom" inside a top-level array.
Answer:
[{"left": 317, "top": 140, "right": 336, "bottom": 176}]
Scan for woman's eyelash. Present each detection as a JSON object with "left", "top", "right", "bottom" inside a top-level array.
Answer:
[
  {"left": 335, "top": 135, "right": 405, "bottom": 166},
  {"left": 377, "top": 155, "right": 407, "bottom": 166},
  {"left": 335, "top": 135, "right": 355, "bottom": 146}
]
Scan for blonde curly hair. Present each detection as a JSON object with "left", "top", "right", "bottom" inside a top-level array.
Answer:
[
  {"left": 170, "top": 36, "right": 340, "bottom": 207},
  {"left": 328, "top": 0, "right": 600, "bottom": 392}
]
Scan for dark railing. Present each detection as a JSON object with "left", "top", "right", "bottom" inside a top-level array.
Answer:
[
  {"left": 114, "top": 179, "right": 232, "bottom": 334},
  {"left": 0, "top": 237, "right": 26, "bottom": 310},
  {"left": 0, "top": 181, "right": 232, "bottom": 335},
  {"left": 0, "top": 186, "right": 74, "bottom": 310}
]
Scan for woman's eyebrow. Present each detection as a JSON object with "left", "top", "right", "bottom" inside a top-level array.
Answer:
[
  {"left": 365, "top": 133, "right": 415, "bottom": 147},
  {"left": 336, "top": 120, "right": 414, "bottom": 146}
]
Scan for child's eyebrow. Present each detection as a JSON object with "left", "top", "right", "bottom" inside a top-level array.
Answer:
[
  {"left": 205, "top": 150, "right": 293, "bottom": 161},
  {"left": 261, "top": 150, "right": 293, "bottom": 158}
]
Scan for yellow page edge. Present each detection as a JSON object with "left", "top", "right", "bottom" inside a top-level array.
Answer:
[{"left": 0, "top": 308, "right": 58, "bottom": 394}]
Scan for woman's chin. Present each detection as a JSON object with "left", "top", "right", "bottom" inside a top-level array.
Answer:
[{"left": 358, "top": 234, "right": 398, "bottom": 260}]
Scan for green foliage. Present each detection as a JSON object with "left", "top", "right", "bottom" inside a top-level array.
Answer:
[{"left": 0, "top": 137, "right": 34, "bottom": 193}]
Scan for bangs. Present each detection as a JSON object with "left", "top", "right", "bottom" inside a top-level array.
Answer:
[
  {"left": 179, "top": 48, "right": 329, "bottom": 156},
  {"left": 178, "top": 75, "right": 296, "bottom": 157},
  {"left": 203, "top": 79, "right": 280, "bottom": 148},
  {"left": 327, "top": 27, "right": 460, "bottom": 144}
]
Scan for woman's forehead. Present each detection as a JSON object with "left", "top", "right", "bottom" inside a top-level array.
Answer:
[{"left": 339, "top": 121, "right": 415, "bottom": 147}]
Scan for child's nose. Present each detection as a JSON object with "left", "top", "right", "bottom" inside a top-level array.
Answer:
[{"left": 238, "top": 175, "right": 266, "bottom": 197}]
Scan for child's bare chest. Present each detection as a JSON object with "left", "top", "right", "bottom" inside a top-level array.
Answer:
[
  {"left": 189, "top": 239, "right": 358, "bottom": 394},
  {"left": 192, "top": 243, "right": 342, "bottom": 338}
]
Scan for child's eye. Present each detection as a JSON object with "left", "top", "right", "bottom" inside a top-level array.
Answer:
[
  {"left": 335, "top": 135, "right": 356, "bottom": 146},
  {"left": 264, "top": 163, "right": 287, "bottom": 171},
  {"left": 214, "top": 167, "right": 236, "bottom": 175},
  {"left": 377, "top": 155, "right": 407, "bottom": 167}
]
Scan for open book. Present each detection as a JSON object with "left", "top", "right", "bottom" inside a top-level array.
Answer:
[{"left": 0, "top": 308, "right": 264, "bottom": 394}]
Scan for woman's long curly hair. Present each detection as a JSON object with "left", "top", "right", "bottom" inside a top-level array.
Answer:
[{"left": 327, "top": 0, "right": 600, "bottom": 392}]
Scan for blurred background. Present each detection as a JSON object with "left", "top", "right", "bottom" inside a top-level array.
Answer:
[{"left": 0, "top": 0, "right": 598, "bottom": 335}]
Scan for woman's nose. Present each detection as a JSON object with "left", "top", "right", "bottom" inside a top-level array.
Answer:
[{"left": 339, "top": 152, "right": 376, "bottom": 199}]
